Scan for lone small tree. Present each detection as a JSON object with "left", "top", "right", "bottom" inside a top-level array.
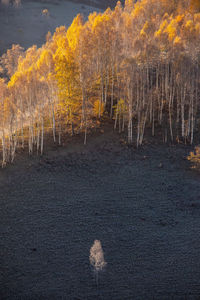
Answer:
[{"left": 89, "top": 240, "right": 106, "bottom": 288}]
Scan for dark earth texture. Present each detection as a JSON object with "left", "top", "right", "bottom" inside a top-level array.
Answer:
[{"left": 1, "top": 125, "right": 200, "bottom": 300}]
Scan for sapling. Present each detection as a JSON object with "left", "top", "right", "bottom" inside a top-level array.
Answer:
[{"left": 89, "top": 240, "right": 106, "bottom": 288}]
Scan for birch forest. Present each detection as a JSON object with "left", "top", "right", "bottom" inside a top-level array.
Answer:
[{"left": 0, "top": 0, "right": 200, "bottom": 166}]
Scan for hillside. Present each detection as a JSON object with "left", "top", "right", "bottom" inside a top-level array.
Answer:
[
  {"left": 0, "top": 0, "right": 103, "bottom": 55},
  {"left": 1, "top": 122, "right": 200, "bottom": 299},
  {"left": 0, "top": 1, "right": 123, "bottom": 55}
]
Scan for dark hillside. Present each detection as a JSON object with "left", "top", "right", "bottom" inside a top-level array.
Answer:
[
  {"left": 69, "top": 0, "right": 125, "bottom": 9},
  {"left": 1, "top": 124, "right": 200, "bottom": 299}
]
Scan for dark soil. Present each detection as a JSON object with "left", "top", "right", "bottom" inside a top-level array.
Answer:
[{"left": 1, "top": 124, "right": 200, "bottom": 300}]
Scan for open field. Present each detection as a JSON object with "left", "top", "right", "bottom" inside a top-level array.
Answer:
[{"left": 1, "top": 124, "right": 200, "bottom": 299}]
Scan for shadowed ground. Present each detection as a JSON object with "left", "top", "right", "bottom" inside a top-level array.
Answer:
[
  {"left": 0, "top": 0, "right": 104, "bottom": 55},
  {"left": 0, "top": 0, "right": 123, "bottom": 55},
  {"left": 1, "top": 126, "right": 200, "bottom": 299}
]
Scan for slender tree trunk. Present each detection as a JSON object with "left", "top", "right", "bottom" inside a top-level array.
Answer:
[
  {"left": 41, "top": 117, "right": 44, "bottom": 155},
  {"left": 110, "top": 63, "right": 114, "bottom": 118},
  {"left": 2, "top": 129, "right": 6, "bottom": 167}
]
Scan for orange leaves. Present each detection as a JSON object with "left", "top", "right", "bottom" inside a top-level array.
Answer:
[
  {"left": 67, "top": 14, "right": 83, "bottom": 52},
  {"left": 0, "top": 44, "right": 24, "bottom": 77},
  {"left": 190, "top": 0, "right": 200, "bottom": 12},
  {"left": 176, "top": 14, "right": 184, "bottom": 25},
  {"left": 7, "top": 71, "right": 20, "bottom": 88},
  {"left": 182, "top": 17, "right": 200, "bottom": 41},
  {"left": 155, "top": 16, "right": 178, "bottom": 43},
  {"left": 92, "top": 13, "right": 112, "bottom": 35},
  {"left": 140, "top": 21, "right": 151, "bottom": 38},
  {"left": 0, "top": 79, "right": 7, "bottom": 113},
  {"left": 195, "top": 22, "right": 200, "bottom": 33},
  {"left": 36, "top": 48, "right": 54, "bottom": 81},
  {"left": 154, "top": 19, "right": 168, "bottom": 39},
  {"left": 165, "top": 19, "right": 178, "bottom": 41},
  {"left": 154, "top": 9, "right": 199, "bottom": 48},
  {"left": 131, "top": 2, "right": 145, "bottom": 19},
  {"left": 125, "top": 0, "right": 135, "bottom": 11},
  {"left": 93, "top": 100, "right": 105, "bottom": 117},
  {"left": 185, "top": 20, "right": 195, "bottom": 31},
  {"left": 173, "top": 36, "right": 182, "bottom": 45},
  {"left": 194, "top": 12, "right": 200, "bottom": 22}
]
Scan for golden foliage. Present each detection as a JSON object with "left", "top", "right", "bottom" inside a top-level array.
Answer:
[
  {"left": 1, "top": 0, "right": 200, "bottom": 164},
  {"left": 93, "top": 100, "right": 105, "bottom": 117},
  {"left": 187, "top": 146, "right": 200, "bottom": 169}
]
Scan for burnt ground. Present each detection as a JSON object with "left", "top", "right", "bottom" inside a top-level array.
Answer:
[{"left": 1, "top": 124, "right": 200, "bottom": 300}]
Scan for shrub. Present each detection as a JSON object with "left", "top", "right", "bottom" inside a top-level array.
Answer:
[{"left": 187, "top": 146, "right": 200, "bottom": 168}]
